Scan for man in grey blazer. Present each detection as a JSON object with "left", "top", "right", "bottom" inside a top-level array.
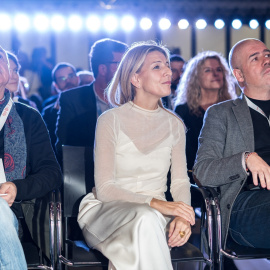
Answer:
[{"left": 193, "top": 38, "right": 270, "bottom": 249}]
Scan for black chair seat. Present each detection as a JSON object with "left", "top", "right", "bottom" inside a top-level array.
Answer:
[
  {"left": 171, "top": 242, "right": 206, "bottom": 262},
  {"left": 202, "top": 186, "right": 270, "bottom": 269},
  {"left": 226, "top": 239, "right": 270, "bottom": 259},
  {"left": 68, "top": 240, "right": 206, "bottom": 266},
  {"left": 68, "top": 240, "right": 108, "bottom": 266},
  {"left": 22, "top": 242, "right": 41, "bottom": 266}
]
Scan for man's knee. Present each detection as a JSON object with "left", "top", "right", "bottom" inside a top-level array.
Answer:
[
  {"left": 0, "top": 198, "right": 17, "bottom": 229},
  {"left": 0, "top": 198, "right": 11, "bottom": 217}
]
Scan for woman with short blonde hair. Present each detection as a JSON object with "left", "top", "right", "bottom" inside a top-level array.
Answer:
[{"left": 78, "top": 41, "right": 194, "bottom": 270}]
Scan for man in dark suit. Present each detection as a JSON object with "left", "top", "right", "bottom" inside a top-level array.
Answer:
[
  {"left": 194, "top": 39, "right": 270, "bottom": 249},
  {"left": 55, "top": 39, "right": 128, "bottom": 162},
  {"left": 42, "top": 62, "right": 80, "bottom": 152}
]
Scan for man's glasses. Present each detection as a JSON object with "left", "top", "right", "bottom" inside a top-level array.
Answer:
[{"left": 56, "top": 73, "right": 77, "bottom": 82}]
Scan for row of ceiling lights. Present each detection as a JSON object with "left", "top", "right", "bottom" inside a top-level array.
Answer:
[{"left": 0, "top": 13, "right": 269, "bottom": 32}]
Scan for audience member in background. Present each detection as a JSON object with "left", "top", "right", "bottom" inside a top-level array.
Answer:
[
  {"left": 19, "top": 76, "right": 30, "bottom": 99},
  {"left": 19, "top": 76, "right": 29, "bottom": 92},
  {"left": 162, "top": 54, "right": 185, "bottom": 109},
  {"left": 170, "top": 54, "right": 185, "bottom": 93},
  {"left": 6, "top": 52, "right": 38, "bottom": 110},
  {"left": 0, "top": 45, "right": 62, "bottom": 269},
  {"left": 174, "top": 51, "right": 236, "bottom": 183},
  {"left": 42, "top": 62, "right": 80, "bottom": 151},
  {"left": 55, "top": 38, "right": 128, "bottom": 163},
  {"left": 41, "top": 85, "right": 58, "bottom": 109},
  {"left": 77, "top": 70, "right": 95, "bottom": 86},
  {"left": 78, "top": 41, "right": 194, "bottom": 270},
  {"left": 24, "top": 47, "right": 53, "bottom": 101},
  {"left": 20, "top": 72, "right": 43, "bottom": 112}
]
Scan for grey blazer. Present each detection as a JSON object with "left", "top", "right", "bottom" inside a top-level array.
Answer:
[{"left": 193, "top": 94, "right": 254, "bottom": 247}]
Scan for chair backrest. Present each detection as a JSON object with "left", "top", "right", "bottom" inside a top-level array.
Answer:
[{"left": 62, "top": 145, "right": 94, "bottom": 217}]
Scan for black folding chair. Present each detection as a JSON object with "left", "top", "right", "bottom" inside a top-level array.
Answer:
[
  {"left": 205, "top": 186, "right": 270, "bottom": 270},
  {"left": 56, "top": 145, "right": 212, "bottom": 270},
  {"left": 21, "top": 191, "right": 56, "bottom": 270}
]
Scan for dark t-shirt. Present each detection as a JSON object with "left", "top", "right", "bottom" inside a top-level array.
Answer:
[
  {"left": 244, "top": 97, "right": 270, "bottom": 189},
  {"left": 248, "top": 97, "right": 270, "bottom": 166}
]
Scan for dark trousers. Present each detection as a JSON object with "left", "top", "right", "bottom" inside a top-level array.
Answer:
[{"left": 229, "top": 190, "right": 270, "bottom": 248}]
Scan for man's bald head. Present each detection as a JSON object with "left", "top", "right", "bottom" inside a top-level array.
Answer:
[
  {"left": 229, "top": 38, "right": 262, "bottom": 72},
  {"left": 229, "top": 38, "right": 270, "bottom": 97}
]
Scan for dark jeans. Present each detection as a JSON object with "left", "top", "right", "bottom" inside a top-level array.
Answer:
[{"left": 229, "top": 190, "right": 270, "bottom": 248}]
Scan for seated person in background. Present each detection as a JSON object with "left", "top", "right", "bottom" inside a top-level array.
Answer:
[
  {"left": 193, "top": 38, "right": 270, "bottom": 249},
  {"left": 0, "top": 46, "right": 62, "bottom": 269},
  {"left": 19, "top": 76, "right": 30, "bottom": 94},
  {"left": 162, "top": 54, "right": 185, "bottom": 109},
  {"left": 6, "top": 52, "right": 38, "bottom": 110},
  {"left": 78, "top": 41, "right": 195, "bottom": 270},
  {"left": 41, "top": 88, "right": 58, "bottom": 109},
  {"left": 174, "top": 51, "right": 236, "bottom": 183},
  {"left": 77, "top": 70, "right": 95, "bottom": 86},
  {"left": 42, "top": 63, "right": 80, "bottom": 151},
  {"left": 55, "top": 38, "right": 127, "bottom": 163}
]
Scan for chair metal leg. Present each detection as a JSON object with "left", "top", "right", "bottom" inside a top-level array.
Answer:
[
  {"left": 49, "top": 193, "right": 55, "bottom": 270},
  {"left": 56, "top": 191, "right": 62, "bottom": 270},
  {"left": 219, "top": 254, "right": 223, "bottom": 270},
  {"left": 172, "top": 261, "right": 178, "bottom": 270},
  {"left": 64, "top": 218, "right": 68, "bottom": 270}
]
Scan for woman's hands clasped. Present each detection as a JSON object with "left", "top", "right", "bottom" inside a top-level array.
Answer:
[
  {"left": 150, "top": 198, "right": 195, "bottom": 247},
  {"left": 150, "top": 198, "right": 195, "bottom": 225},
  {"left": 168, "top": 216, "right": 191, "bottom": 247}
]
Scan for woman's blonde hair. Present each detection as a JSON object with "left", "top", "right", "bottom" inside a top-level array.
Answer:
[
  {"left": 174, "top": 51, "right": 237, "bottom": 116},
  {"left": 107, "top": 41, "right": 170, "bottom": 107}
]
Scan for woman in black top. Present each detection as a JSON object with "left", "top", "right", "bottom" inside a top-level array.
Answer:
[{"left": 174, "top": 51, "right": 236, "bottom": 182}]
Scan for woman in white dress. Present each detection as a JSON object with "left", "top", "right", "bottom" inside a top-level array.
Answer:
[{"left": 78, "top": 41, "right": 195, "bottom": 270}]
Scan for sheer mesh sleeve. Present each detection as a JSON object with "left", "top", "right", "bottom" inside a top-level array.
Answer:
[{"left": 170, "top": 118, "right": 191, "bottom": 205}]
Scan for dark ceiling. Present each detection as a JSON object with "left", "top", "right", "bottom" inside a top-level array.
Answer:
[{"left": 1, "top": 0, "right": 270, "bottom": 25}]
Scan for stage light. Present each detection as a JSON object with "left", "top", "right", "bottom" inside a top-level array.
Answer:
[
  {"left": 140, "top": 17, "right": 152, "bottom": 30},
  {"left": 51, "top": 15, "right": 66, "bottom": 31},
  {"left": 178, "top": 19, "right": 189, "bottom": 29},
  {"left": 0, "top": 13, "right": 12, "bottom": 31},
  {"left": 214, "top": 19, "right": 225, "bottom": 29},
  {"left": 232, "top": 19, "right": 242, "bottom": 29},
  {"left": 68, "top": 15, "right": 83, "bottom": 31},
  {"left": 159, "top": 18, "right": 171, "bottom": 30},
  {"left": 196, "top": 19, "right": 207, "bottom": 29},
  {"left": 14, "top": 14, "right": 30, "bottom": 32},
  {"left": 121, "top": 15, "right": 136, "bottom": 32},
  {"left": 86, "top": 15, "right": 101, "bottom": 32},
  {"left": 265, "top": 20, "right": 270, "bottom": 30},
  {"left": 249, "top": 19, "right": 259, "bottom": 29},
  {"left": 34, "top": 14, "right": 49, "bottom": 32},
  {"left": 103, "top": 15, "right": 118, "bottom": 32}
]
